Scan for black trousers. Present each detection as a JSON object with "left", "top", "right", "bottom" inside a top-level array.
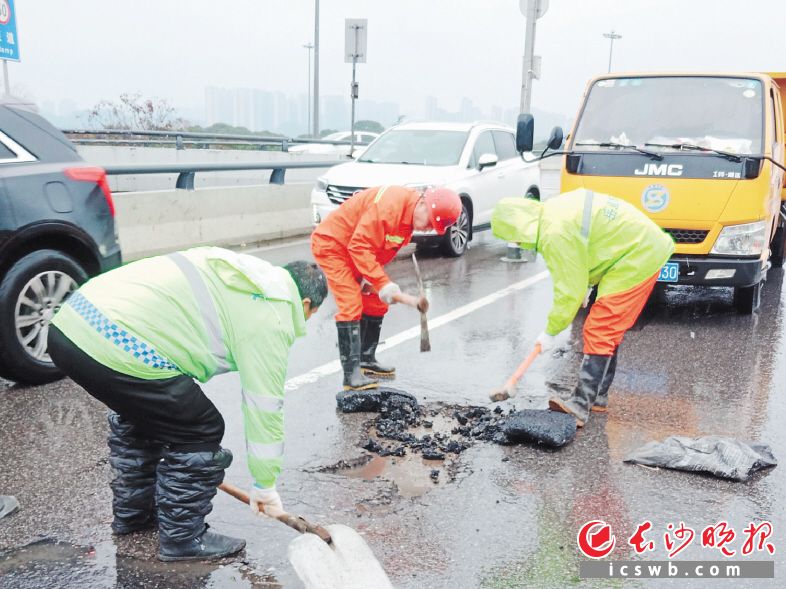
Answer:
[{"left": 48, "top": 326, "right": 224, "bottom": 451}]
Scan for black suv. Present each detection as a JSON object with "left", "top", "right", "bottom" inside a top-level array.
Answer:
[{"left": 0, "top": 100, "right": 121, "bottom": 384}]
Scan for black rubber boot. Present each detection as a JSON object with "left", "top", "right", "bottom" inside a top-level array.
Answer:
[
  {"left": 107, "top": 412, "right": 163, "bottom": 535},
  {"left": 337, "top": 321, "right": 378, "bottom": 390},
  {"left": 157, "top": 446, "right": 246, "bottom": 561},
  {"left": 549, "top": 354, "right": 613, "bottom": 427},
  {"left": 592, "top": 351, "right": 617, "bottom": 413},
  {"left": 360, "top": 315, "right": 395, "bottom": 378}
]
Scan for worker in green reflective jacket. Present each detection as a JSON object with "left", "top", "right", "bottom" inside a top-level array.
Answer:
[
  {"left": 47, "top": 247, "right": 327, "bottom": 562},
  {"left": 492, "top": 189, "right": 674, "bottom": 427}
]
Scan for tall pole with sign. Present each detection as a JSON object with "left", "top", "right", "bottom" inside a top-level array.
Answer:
[
  {"left": 0, "top": 0, "right": 20, "bottom": 96},
  {"left": 519, "top": 0, "right": 547, "bottom": 114},
  {"left": 345, "top": 19, "right": 367, "bottom": 154}
]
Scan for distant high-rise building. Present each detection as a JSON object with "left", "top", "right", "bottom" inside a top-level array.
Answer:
[
  {"left": 323, "top": 95, "right": 349, "bottom": 131},
  {"left": 205, "top": 87, "right": 235, "bottom": 126},
  {"left": 235, "top": 88, "right": 255, "bottom": 130},
  {"left": 204, "top": 87, "right": 400, "bottom": 135},
  {"left": 253, "top": 90, "right": 275, "bottom": 132}
]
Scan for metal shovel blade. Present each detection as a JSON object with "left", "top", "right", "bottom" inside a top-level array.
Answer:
[{"left": 288, "top": 524, "right": 394, "bottom": 589}]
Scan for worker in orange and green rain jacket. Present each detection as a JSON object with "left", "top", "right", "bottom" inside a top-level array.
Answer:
[
  {"left": 47, "top": 247, "right": 327, "bottom": 562},
  {"left": 492, "top": 188, "right": 674, "bottom": 427}
]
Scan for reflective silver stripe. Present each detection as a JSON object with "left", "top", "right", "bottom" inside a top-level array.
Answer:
[
  {"left": 244, "top": 392, "right": 284, "bottom": 413},
  {"left": 247, "top": 440, "right": 285, "bottom": 460},
  {"left": 581, "top": 190, "right": 595, "bottom": 239},
  {"left": 168, "top": 253, "right": 231, "bottom": 373}
]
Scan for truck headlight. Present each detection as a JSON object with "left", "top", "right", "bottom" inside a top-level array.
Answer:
[
  {"left": 315, "top": 177, "right": 328, "bottom": 192},
  {"left": 711, "top": 221, "right": 766, "bottom": 256}
]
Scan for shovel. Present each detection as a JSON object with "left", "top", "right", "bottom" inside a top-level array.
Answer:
[
  {"left": 219, "top": 482, "right": 331, "bottom": 542},
  {"left": 489, "top": 343, "right": 542, "bottom": 402},
  {"left": 219, "top": 482, "right": 394, "bottom": 589}
]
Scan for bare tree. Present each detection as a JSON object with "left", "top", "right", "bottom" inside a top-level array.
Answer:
[{"left": 88, "top": 93, "right": 188, "bottom": 130}]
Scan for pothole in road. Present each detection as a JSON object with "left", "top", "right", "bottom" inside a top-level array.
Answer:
[{"left": 323, "top": 389, "right": 515, "bottom": 498}]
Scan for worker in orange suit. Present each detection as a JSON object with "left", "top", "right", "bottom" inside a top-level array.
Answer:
[{"left": 312, "top": 185, "right": 462, "bottom": 390}]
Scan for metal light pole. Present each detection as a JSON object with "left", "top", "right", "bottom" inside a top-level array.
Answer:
[
  {"left": 303, "top": 42, "right": 314, "bottom": 136},
  {"left": 508, "top": 0, "right": 547, "bottom": 263},
  {"left": 312, "top": 0, "right": 320, "bottom": 137},
  {"left": 603, "top": 30, "right": 622, "bottom": 73},
  {"left": 518, "top": 0, "right": 547, "bottom": 115}
]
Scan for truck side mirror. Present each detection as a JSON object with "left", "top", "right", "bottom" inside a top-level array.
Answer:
[
  {"left": 516, "top": 113, "right": 534, "bottom": 153},
  {"left": 743, "top": 158, "right": 761, "bottom": 179},
  {"left": 547, "top": 126, "right": 564, "bottom": 151}
]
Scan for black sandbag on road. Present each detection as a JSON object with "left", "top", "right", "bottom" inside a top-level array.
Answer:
[
  {"left": 502, "top": 410, "right": 577, "bottom": 448},
  {"left": 336, "top": 387, "right": 418, "bottom": 413},
  {"left": 624, "top": 436, "right": 777, "bottom": 482}
]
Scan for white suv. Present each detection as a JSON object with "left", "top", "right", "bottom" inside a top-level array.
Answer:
[{"left": 310, "top": 121, "right": 541, "bottom": 256}]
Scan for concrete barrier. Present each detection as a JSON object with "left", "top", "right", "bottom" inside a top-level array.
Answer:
[{"left": 115, "top": 183, "right": 313, "bottom": 261}]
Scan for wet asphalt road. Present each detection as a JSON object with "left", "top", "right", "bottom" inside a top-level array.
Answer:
[{"left": 2, "top": 172, "right": 786, "bottom": 588}]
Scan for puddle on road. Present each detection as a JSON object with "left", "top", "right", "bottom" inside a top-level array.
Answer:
[
  {"left": 0, "top": 540, "right": 105, "bottom": 588},
  {"left": 0, "top": 538, "right": 282, "bottom": 589},
  {"left": 340, "top": 454, "right": 449, "bottom": 497}
]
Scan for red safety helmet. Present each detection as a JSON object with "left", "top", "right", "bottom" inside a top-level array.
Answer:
[{"left": 423, "top": 187, "right": 462, "bottom": 235}]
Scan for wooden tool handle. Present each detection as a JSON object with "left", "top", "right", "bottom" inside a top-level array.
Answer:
[
  {"left": 412, "top": 253, "right": 431, "bottom": 352},
  {"left": 503, "top": 343, "right": 542, "bottom": 389},
  {"left": 218, "top": 482, "right": 332, "bottom": 544}
]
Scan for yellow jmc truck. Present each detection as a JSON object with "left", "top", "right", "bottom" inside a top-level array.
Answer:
[{"left": 517, "top": 73, "right": 786, "bottom": 313}]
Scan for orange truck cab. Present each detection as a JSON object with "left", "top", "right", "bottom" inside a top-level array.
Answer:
[{"left": 516, "top": 73, "right": 786, "bottom": 313}]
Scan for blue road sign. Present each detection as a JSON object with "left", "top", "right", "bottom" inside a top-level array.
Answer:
[{"left": 0, "top": 0, "right": 20, "bottom": 62}]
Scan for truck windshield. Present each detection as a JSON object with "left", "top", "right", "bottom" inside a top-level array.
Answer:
[
  {"left": 358, "top": 130, "right": 468, "bottom": 166},
  {"left": 573, "top": 76, "right": 764, "bottom": 155}
]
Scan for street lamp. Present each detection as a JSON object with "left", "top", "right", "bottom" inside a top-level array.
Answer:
[
  {"left": 603, "top": 30, "right": 622, "bottom": 73},
  {"left": 303, "top": 42, "right": 314, "bottom": 136},
  {"left": 313, "top": 0, "right": 320, "bottom": 137}
]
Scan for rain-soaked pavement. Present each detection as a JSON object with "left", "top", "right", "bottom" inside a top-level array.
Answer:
[{"left": 2, "top": 175, "right": 786, "bottom": 588}]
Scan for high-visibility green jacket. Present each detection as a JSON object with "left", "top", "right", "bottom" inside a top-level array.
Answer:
[
  {"left": 52, "top": 247, "right": 307, "bottom": 489},
  {"left": 492, "top": 189, "right": 675, "bottom": 336}
]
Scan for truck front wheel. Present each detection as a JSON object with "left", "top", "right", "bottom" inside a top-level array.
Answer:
[
  {"left": 770, "top": 208, "right": 786, "bottom": 268},
  {"left": 734, "top": 281, "right": 762, "bottom": 315}
]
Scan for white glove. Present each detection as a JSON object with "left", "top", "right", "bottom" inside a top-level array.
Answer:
[
  {"left": 378, "top": 282, "right": 401, "bottom": 304},
  {"left": 249, "top": 484, "right": 283, "bottom": 517},
  {"left": 536, "top": 331, "right": 557, "bottom": 352}
]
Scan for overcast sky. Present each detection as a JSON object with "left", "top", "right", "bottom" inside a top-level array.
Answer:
[{"left": 9, "top": 0, "right": 786, "bottom": 122}]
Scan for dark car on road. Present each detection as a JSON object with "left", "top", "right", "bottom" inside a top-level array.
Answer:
[{"left": 0, "top": 100, "right": 121, "bottom": 384}]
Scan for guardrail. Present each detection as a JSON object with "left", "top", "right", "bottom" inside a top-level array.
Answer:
[
  {"left": 103, "top": 160, "right": 344, "bottom": 190},
  {"left": 63, "top": 128, "right": 371, "bottom": 151}
]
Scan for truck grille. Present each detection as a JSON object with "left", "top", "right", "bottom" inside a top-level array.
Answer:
[
  {"left": 326, "top": 184, "right": 366, "bottom": 205},
  {"left": 665, "top": 229, "right": 709, "bottom": 244}
]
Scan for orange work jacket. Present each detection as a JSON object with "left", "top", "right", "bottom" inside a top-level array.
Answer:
[{"left": 311, "top": 185, "right": 420, "bottom": 291}]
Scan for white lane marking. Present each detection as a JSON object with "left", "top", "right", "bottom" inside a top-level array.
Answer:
[
  {"left": 284, "top": 270, "right": 549, "bottom": 391},
  {"left": 242, "top": 237, "right": 312, "bottom": 255}
]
